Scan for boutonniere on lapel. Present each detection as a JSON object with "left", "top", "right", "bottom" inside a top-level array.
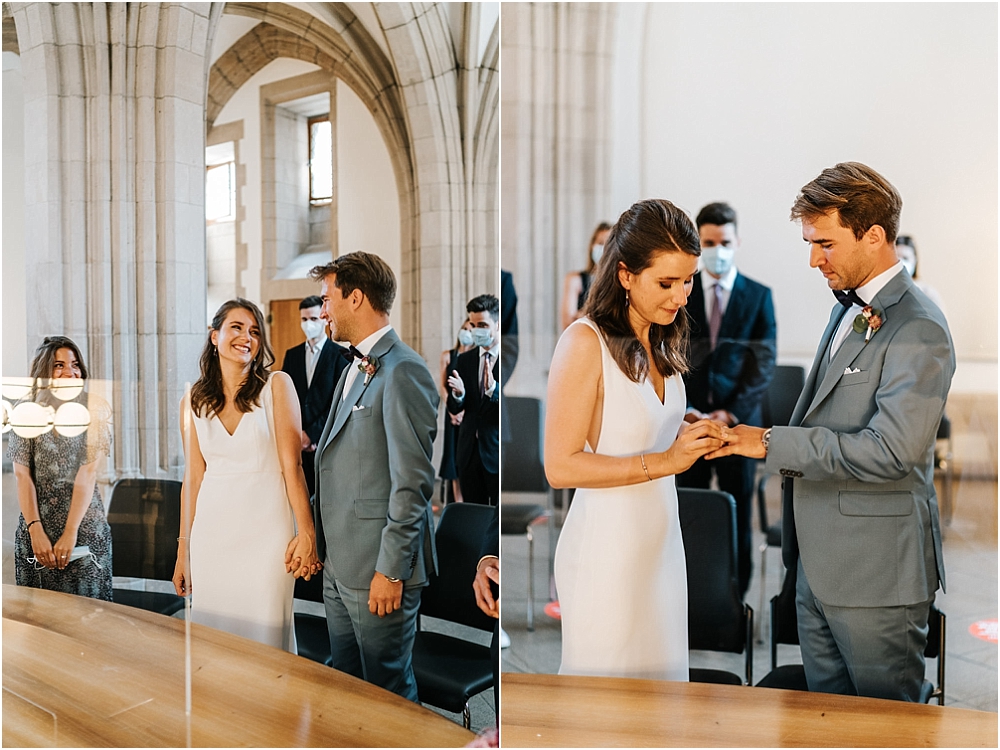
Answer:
[
  {"left": 852, "top": 305, "right": 884, "bottom": 343},
  {"left": 358, "top": 354, "right": 379, "bottom": 385}
]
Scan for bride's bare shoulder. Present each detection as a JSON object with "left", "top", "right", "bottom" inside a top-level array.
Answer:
[{"left": 552, "top": 319, "right": 602, "bottom": 372}]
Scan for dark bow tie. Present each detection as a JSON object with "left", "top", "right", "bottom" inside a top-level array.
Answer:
[
  {"left": 339, "top": 344, "right": 365, "bottom": 361},
  {"left": 833, "top": 289, "right": 867, "bottom": 309}
]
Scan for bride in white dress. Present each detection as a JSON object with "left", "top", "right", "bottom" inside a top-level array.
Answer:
[
  {"left": 173, "top": 299, "right": 321, "bottom": 651},
  {"left": 546, "top": 199, "right": 728, "bottom": 680}
]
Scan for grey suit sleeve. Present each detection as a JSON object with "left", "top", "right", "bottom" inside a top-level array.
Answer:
[
  {"left": 376, "top": 357, "right": 439, "bottom": 580},
  {"left": 766, "top": 315, "right": 953, "bottom": 483}
]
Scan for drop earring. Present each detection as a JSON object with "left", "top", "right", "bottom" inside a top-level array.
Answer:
[{"left": 625, "top": 289, "right": 630, "bottom": 308}]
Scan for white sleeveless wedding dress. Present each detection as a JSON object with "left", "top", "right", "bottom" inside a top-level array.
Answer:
[
  {"left": 190, "top": 374, "right": 296, "bottom": 652},
  {"left": 554, "top": 318, "right": 689, "bottom": 680}
]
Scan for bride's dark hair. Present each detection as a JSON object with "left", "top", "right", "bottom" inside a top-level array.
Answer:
[
  {"left": 582, "top": 198, "right": 701, "bottom": 382},
  {"left": 190, "top": 299, "right": 274, "bottom": 418}
]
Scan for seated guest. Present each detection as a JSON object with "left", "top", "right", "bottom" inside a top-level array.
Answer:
[
  {"left": 447, "top": 294, "right": 501, "bottom": 505},
  {"left": 281, "top": 296, "right": 348, "bottom": 499},
  {"left": 678, "top": 201, "right": 776, "bottom": 597}
]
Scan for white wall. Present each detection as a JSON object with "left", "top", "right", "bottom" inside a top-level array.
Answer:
[
  {"left": 639, "top": 3, "right": 997, "bottom": 392},
  {"left": 336, "top": 78, "right": 402, "bottom": 329},
  {"left": 2, "top": 51, "right": 27, "bottom": 377},
  {"left": 215, "top": 58, "right": 321, "bottom": 307}
]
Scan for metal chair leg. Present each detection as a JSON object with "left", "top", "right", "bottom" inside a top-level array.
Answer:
[
  {"left": 756, "top": 545, "right": 767, "bottom": 643},
  {"left": 463, "top": 702, "right": 471, "bottom": 729},
  {"left": 526, "top": 525, "right": 535, "bottom": 631}
]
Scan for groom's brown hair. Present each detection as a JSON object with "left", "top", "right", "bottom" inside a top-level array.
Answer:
[
  {"left": 790, "top": 162, "right": 902, "bottom": 243},
  {"left": 310, "top": 252, "right": 396, "bottom": 314}
]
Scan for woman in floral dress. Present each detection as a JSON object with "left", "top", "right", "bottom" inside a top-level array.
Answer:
[{"left": 8, "top": 336, "right": 113, "bottom": 600}]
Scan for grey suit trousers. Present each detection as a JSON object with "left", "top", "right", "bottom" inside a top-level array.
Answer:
[
  {"left": 796, "top": 558, "right": 932, "bottom": 702},
  {"left": 323, "top": 567, "right": 422, "bottom": 702}
]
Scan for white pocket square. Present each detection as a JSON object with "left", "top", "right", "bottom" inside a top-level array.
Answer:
[
  {"left": 352, "top": 405, "right": 366, "bottom": 411},
  {"left": 843, "top": 367, "right": 862, "bottom": 375}
]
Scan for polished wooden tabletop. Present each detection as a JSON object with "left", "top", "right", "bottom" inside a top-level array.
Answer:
[
  {"left": 501, "top": 672, "right": 997, "bottom": 747},
  {"left": 2, "top": 585, "right": 474, "bottom": 747}
]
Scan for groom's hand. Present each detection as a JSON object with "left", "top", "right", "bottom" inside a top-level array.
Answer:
[
  {"left": 369, "top": 573, "right": 403, "bottom": 617},
  {"left": 705, "top": 424, "right": 766, "bottom": 460}
]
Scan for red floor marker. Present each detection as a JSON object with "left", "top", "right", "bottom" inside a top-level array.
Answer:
[
  {"left": 544, "top": 601, "right": 561, "bottom": 620},
  {"left": 969, "top": 619, "right": 998, "bottom": 643}
]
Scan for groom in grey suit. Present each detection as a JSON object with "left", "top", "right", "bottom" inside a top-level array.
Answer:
[
  {"left": 710, "top": 162, "right": 954, "bottom": 701},
  {"left": 306, "top": 252, "right": 438, "bottom": 702}
]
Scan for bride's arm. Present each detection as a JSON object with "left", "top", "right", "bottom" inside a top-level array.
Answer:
[
  {"left": 544, "top": 323, "right": 727, "bottom": 489},
  {"left": 271, "top": 371, "right": 321, "bottom": 578},
  {"left": 173, "top": 394, "right": 205, "bottom": 595}
]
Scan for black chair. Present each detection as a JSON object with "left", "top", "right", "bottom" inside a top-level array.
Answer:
[
  {"left": 293, "top": 574, "right": 332, "bottom": 666},
  {"left": 501, "top": 396, "right": 553, "bottom": 630},
  {"left": 678, "top": 488, "right": 754, "bottom": 686},
  {"left": 756, "top": 563, "right": 947, "bottom": 704},
  {"left": 106, "top": 478, "right": 185, "bottom": 616},
  {"left": 411, "top": 503, "right": 496, "bottom": 728},
  {"left": 755, "top": 365, "right": 805, "bottom": 638}
]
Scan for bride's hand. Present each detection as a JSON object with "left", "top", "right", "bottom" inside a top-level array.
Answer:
[
  {"left": 662, "top": 419, "right": 728, "bottom": 475},
  {"left": 703, "top": 424, "right": 767, "bottom": 461},
  {"left": 286, "top": 534, "right": 321, "bottom": 579}
]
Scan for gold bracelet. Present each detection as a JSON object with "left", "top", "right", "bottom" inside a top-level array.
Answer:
[
  {"left": 640, "top": 454, "right": 652, "bottom": 482},
  {"left": 177, "top": 536, "right": 188, "bottom": 541}
]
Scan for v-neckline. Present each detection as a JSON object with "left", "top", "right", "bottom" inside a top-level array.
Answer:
[
  {"left": 646, "top": 376, "right": 667, "bottom": 406},
  {"left": 219, "top": 413, "right": 245, "bottom": 438}
]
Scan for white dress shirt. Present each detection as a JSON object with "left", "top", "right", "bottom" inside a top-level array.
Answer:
[
  {"left": 341, "top": 324, "right": 392, "bottom": 401},
  {"left": 829, "top": 262, "right": 904, "bottom": 359}
]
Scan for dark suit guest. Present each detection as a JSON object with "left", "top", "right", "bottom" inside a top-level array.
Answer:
[
  {"left": 447, "top": 294, "right": 501, "bottom": 506},
  {"left": 678, "top": 202, "right": 776, "bottom": 597},
  {"left": 280, "top": 296, "right": 348, "bottom": 499},
  {"left": 500, "top": 270, "right": 519, "bottom": 444}
]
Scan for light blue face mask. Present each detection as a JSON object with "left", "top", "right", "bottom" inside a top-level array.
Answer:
[
  {"left": 457, "top": 328, "right": 475, "bottom": 347},
  {"left": 701, "top": 246, "right": 735, "bottom": 276},
  {"left": 472, "top": 328, "right": 494, "bottom": 348}
]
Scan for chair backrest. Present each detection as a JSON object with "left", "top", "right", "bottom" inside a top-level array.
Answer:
[
  {"left": 770, "top": 562, "right": 800, "bottom": 668},
  {"left": 294, "top": 571, "right": 325, "bottom": 603},
  {"left": 677, "top": 488, "right": 747, "bottom": 654},
  {"left": 502, "top": 396, "right": 548, "bottom": 493},
  {"left": 418, "top": 503, "right": 497, "bottom": 633},
  {"left": 761, "top": 365, "right": 806, "bottom": 428},
  {"left": 106, "top": 478, "right": 182, "bottom": 581}
]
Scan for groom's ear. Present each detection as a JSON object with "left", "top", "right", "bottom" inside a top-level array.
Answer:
[{"left": 864, "top": 224, "right": 886, "bottom": 248}]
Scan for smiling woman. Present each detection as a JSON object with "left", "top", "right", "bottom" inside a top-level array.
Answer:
[{"left": 175, "top": 298, "right": 322, "bottom": 653}]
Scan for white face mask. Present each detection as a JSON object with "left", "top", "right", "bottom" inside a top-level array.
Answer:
[
  {"left": 457, "top": 329, "right": 475, "bottom": 347},
  {"left": 701, "top": 246, "right": 735, "bottom": 276},
  {"left": 472, "top": 328, "right": 494, "bottom": 348},
  {"left": 301, "top": 319, "right": 326, "bottom": 340},
  {"left": 591, "top": 243, "right": 605, "bottom": 264},
  {"left": 900, "top": 258, "right": 916, "bottom": 277}
]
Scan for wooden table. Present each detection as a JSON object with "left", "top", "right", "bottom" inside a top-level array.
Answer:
[
  {"left": 2, "top": 585, "right": 474, "bottom": 747},
  {"left": 501, "top": 672, "right": 997, "bottom": 747}
]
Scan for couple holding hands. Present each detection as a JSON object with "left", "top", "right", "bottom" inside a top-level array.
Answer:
[
  {"left": 174, "top": 251, "right": 437, "bottom": 702},
  {"left": 547, "top": 162, "right": 953, "bottom": 703}
]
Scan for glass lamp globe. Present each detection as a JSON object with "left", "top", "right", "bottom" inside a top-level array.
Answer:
[
  {"left": 50, "top": 378, "right": 85, "bottom": 401},
  {"left": 54, "top": 402, "right": 91, "bottom": 437},
  {"left": 1, "top": 399, "right": 11, "bottom": 434},
  {"left": 10, "top": 402, "right": 55, "bottom": 439},
  {"left": 2, "top": 377, "right": 34, "bottom": 401}
]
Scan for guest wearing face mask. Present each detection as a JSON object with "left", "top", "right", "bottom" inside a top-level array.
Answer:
[
  {"left": 447, "top": 294, "right": 501, "bottom": 505},
  {"left": 895, "top": 235, "right": 947, "bottom": 320},
  {"left": 281, "top": 295, "right": 349, "bottom": 499},
  {"left": 678, "top": 202, "right": 777, "bottom": 598},
  {"left": 437, "top": 318, "right": 476, "bottom": 504},
  {"left": 561, "top": 222, "right": 612, "bottom": 331}
]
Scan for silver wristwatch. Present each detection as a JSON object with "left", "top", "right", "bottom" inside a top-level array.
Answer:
[{"left": 761, "top": 428, "right": 772, "bottom": 453}]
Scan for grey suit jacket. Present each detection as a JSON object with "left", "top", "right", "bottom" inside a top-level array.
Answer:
[
  {"left": 766, "top": 271, "right": 954, "bottom": 608},
  {"left": 313, "top": 329, "right": 439, "bottom": 590}
]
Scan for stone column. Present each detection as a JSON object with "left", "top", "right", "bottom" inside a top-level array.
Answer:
[
  {"left": 10, "top": 2, "right": 221, "bottom": 479},
  {"left": 500, "top": 2, "right": 617, "bottom": 398}
]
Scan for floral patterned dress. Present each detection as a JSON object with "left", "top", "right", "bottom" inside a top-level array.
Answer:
[{"left": 8, "top": 392, "right": 114, "bottom": 600}]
